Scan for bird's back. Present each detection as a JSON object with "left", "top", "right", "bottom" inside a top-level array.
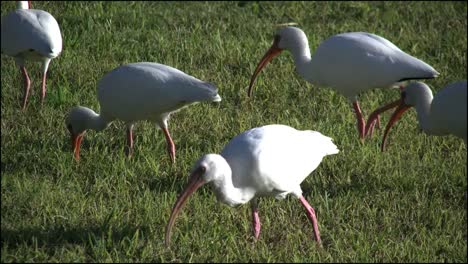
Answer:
[
  {"left": 310, "top": 32, "right": 438, "bottom": 99},
  {"left": 97, "top": 62, "right": 221, "bottom": 122},
  {"left": 430, "top": 81, "right": 467, "bottom": 141},
  {"left": 1, "top": 9, "right": 62, "bottom": 58},
  {"left": 221, "top": 125, "right": 338, "bottom": 198}
]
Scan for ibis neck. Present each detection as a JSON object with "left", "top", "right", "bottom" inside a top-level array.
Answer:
[
  {"left": 16, "top": 1, "right": 30, "bottom": 9},
  {"left": 86, "top": 110, "right": 111, "bottom": 132},
  {"left": 288, "top": 41, "right": 317, "bottom": 84},
  {"left": 413, "top": 94, "right": 435, "bottom": 134},
  {"left": 211, "top": 157, "right": 254, "bottom": 207}
]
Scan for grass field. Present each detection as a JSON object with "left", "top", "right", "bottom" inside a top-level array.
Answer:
[{"left": 1, "top": 1, "right": 467, "bottom": 262}]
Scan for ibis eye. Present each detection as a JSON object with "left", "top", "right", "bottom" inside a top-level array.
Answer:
[{"left": 200, "top": 166, "right": 206, "bottom": 173}]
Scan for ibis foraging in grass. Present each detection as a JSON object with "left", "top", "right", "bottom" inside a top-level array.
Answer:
[
  {"left": 165, "top": 124, "right": 339, "bottom": 247},
  {"left": 1, "top": 1, "right": 62, "bottom": 109},
  {"left": 364, "top": 81, "right": 467, "bottom": 151},
  {"left": 65, "top": 62, "right": 221, "bottom": 162},
  {"left": 247, "top": 26, "right": 439, "bottom": 140}
]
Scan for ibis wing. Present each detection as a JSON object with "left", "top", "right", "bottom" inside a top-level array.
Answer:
[
  {"left": 309, "top": 32, "right": 438, "bottom": 98},
  {"left": 97, "top": 62, "right": 220, "bottom": 122},
  {"left": 430, "top": 81, "right": 467, "bottom": 139},
  {"left": 1, "top": 9, "right": 62, "bottom": 58},
  {"left": 221, "top": 125, "right": 338, "bottom": 196}
]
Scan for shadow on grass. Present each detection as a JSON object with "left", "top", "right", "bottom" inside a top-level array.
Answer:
[
  {"left": 0, "top": 141, "right": 74, "bottom": 181},
  {"left": 1, "top": 223, "right": 151, "bottom": 250},
  {"left": 144, "top": 170, "right": 214, "bottom": 201},
  {"left": 302, "top": 172, "right": 370, "bottom": 198}
]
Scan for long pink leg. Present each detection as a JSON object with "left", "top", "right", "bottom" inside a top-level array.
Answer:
[
  {"left": 20, "top": 66, "right": 31, "bottom": 110},
  {"left": 299, "top": 196, "right": 321, "bottom": 244},
  {"left": 368, "top": 121, "right": 375, "bottom": 137},
  {"left": 352, "top": 101, "right": 366, "bottom": 140},
  {"left": 367, "top": 118, "right": 376, "bottom": 137},
  {"left": 40, "top": 59, "right": 51, "bottom": 105},
  {"left": 41, "top": 73, "right": 47, "bottom": 105},
  {"left": 251, "top": 199, "right": 261, "bottom": 239},
  {"left": 125, "top": 125, "right": 134, "bottom": 157},
  {"left": 367, "top": 113, "right": 381, "bottom": 137},
  {"left": 162, "top": 127, "right": 176, "bottom": 163}
]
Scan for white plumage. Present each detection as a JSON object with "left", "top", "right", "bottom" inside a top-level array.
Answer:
[
  {"left": 165, "top": 124, "right": 339, "bottom": 247},
  {"left": 366, "top": 81, "right": 467, "bottom": 151},
  {"left": 219, "top": 125, "right": 338, "bottom": 202},
  {"left": 66, "top": 62, "right": 222, "bottom": 161},
  {"left": 1, "top": 1, "right": 62, "bottom": 109},
  {"left": 428, "top": 81, "right": 467, "bottom": 141},
  {"left": 248, "top": 27, "right": 439, "bottom": 139}
]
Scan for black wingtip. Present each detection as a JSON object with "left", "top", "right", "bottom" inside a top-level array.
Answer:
[
  {"left": 203, "top": 81, "right": 219, "bottom": 93},
  {"left": 397, "top": 75, "right": 438, "bottom": 82}
]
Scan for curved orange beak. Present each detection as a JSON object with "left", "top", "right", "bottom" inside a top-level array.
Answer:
[
  {"left": 72, "top": 133, "right": 84, "bottom": 160},
  {"left": 364, "top": 99, "right": 402, "bottom": 137},
  {"left": 381, "top": 99, "right": 412, "bottom": 152},
  {"left": 70, "top": 132, "right": 84, "bottom": 161},
  {"left": 247, "top": 35, "right": 283, "bottom": 97},
  {"left": 165, "top": 166, "right": 206, "bottom": 248}
]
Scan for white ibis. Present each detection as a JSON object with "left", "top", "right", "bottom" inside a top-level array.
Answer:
[
  {"left": 1, "top": 1, "right": 62, "bottom": 109},
  {"left": 165, "top": 124, "right": 339, "bottom": 247},
  {"left": 65, "top": 62, "right": 222, "bottom": 162},
  {"left": 364, "top": 81, "right": 467, "bottom": 151},
  {"left": 247, "top": 26, "right": 439, "bottom": 140}
]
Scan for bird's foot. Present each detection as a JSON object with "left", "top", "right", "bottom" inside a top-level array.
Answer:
[
  {"left": 21, "top": 101, "right": 28, "bottom": 111},
  {"left": 367, "top": 120, "right": 376, "bottom": 137},
  {"left": 252, "top": 217, "right": 261, "bottom": 240},
  {"left": 21, "top": 84, "right": 30, "bottom": 111},
  {"left": 364, "top": 113, "right": 381, "bottom": 139},
  {"left": 251, "top": 200, "right": 261, "bottom": 241},
  {"left": 167, "top": 146, "right": 176, "bottom": 164},
  {"left": 124, "top": 146, "right": 134, "bottom": 157}
]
